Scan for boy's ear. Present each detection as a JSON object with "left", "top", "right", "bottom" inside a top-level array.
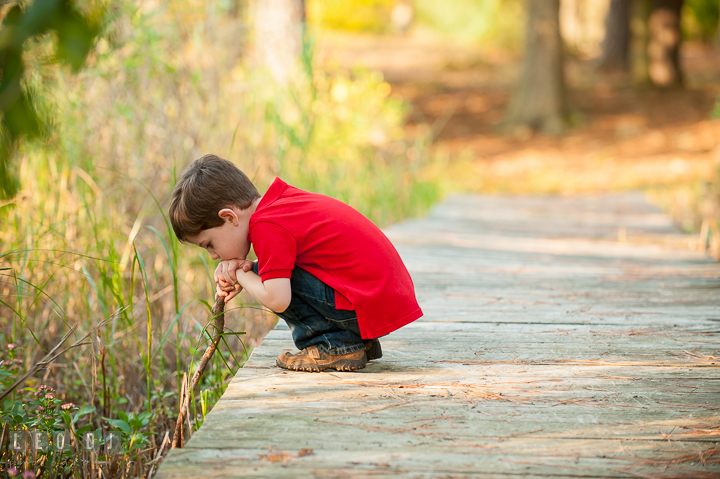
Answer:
[{"left": 218, "top": 208, "right": 239, "bottom": 226}]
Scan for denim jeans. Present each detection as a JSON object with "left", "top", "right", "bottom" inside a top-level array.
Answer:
[{"left": 253, "top": 262, "right": 366, "bottom": 355}]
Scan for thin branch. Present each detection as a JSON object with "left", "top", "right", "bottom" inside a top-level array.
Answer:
[
  {"left": 0, "top": 308, "right": 124, "bottom": 402},
  {"left": 172, "top": 297, "right": 225, "bottom": 449}
]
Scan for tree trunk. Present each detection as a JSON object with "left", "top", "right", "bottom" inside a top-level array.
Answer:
[
  {"left": 253, "top": 0, "right": 305, "bottom": 85},
  {"left": 598, "top": 0, "right": 631, "bottom": 72},
  {"left": 229, "top": 0, "right": 247, "bottom": 19},
  {"left": 647, "top": 0, "right": 683, "bottom": 88},
  {"left": 505, "top": 0, "right": 567, "bottom": 133}
]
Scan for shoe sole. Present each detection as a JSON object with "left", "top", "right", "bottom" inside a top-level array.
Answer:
[
  {"left": 276, "top": 356, "right": 367, "bottom": 372},
  {"left": 365, "top": 339, "right": 382, "bottom": 361}
]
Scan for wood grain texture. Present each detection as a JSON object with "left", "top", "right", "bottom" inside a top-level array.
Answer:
[{"left": 156, "top": 193, "right": 720, "bottom": 478}]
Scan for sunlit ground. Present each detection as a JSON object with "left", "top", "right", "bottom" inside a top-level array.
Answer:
[{"left": 318, "top": 31, "right": 720, "bottom": 196}]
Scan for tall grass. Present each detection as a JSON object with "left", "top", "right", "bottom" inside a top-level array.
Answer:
[{"left": 0, "top": 1, "right": 440, "bottom": 477}]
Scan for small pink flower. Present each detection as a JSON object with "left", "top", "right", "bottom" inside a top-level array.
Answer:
[
  {"left": 36, "top": 406, "right": 45, "bottom": 412},
  {"left": 61, "top": 402, "right": 75, "bottom": 410},
  {"left": 7, "top": 343, "right": 17, "bottom": 350},
  {"left": 7, "top": 467, "right": 18, "bottom": 477},
  {"left": 22, "top": 472, "right": 36, "bottom": 479},
  {"left": 44, "top": 393, "right": 53, "bottom": 399}
]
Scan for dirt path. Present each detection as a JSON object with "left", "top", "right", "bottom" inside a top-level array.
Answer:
[{"left": 318, "top": 32, "right": 720, "bottom": 194}]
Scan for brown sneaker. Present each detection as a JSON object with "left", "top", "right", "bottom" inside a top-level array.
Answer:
[
  {"left": 364, "top": 339, "right": 382, "bottom": 361},
  {"left": 276, "top": 345, "right": 367, "bottom": 372}
]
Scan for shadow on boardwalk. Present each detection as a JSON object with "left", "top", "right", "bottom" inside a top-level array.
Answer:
[{"left": 157, "top": 192, "right": 720, "bottom": 479}]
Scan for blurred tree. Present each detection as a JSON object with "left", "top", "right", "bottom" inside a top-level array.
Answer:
[
  {"left": 306, "top": 0, "right": 395, "bottom": 34},
  {"left": 253, "top": 0, "right": 306, "bottom": 84},
  {"left": 598, "top": 0, "right": 631, "bottom": 72},
  {"left": 647, "top": 0, "right": 684, "bottom": 87},
  {"left": 685, "top": 0, "right": 720, "bottom": 44},
  {"left": 391, "top": 0, "right": 414, "bottom": 35},
  {"left": 0, "top": 0, "right": 99, "bottom": 200},
  {"left": 505, "top": 0, "right": 567, "bottom": 133},
  {"left": 229, "top": 0, "right": 248, "bottom": 19}
]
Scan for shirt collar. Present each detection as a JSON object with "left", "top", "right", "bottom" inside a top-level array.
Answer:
[{"left": 255, "top": 177, "right": 287, "bottom": 212}]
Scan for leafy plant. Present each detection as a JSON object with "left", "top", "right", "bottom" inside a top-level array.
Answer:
[
  {"left": 0, "top": 0, "right": 102, "bottom": 199},
  {"left": 104, "top": 410, "right": 153, "bottom": 454}
]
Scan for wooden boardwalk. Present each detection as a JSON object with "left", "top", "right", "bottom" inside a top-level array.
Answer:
[{"left": 157, "top": 193, "right": 720, "bottom": 479}]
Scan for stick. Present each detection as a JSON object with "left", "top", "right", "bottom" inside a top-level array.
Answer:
[
  {"left": 0, "top": 422, "right": 9, "bottom": 461},
  {"left": 172, "top": 297, "right": 225, "bottom": 449}
]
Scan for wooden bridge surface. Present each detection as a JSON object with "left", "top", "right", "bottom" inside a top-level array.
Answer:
[{"left": 157, "top": 193, "right": 720, "bottom": 479}]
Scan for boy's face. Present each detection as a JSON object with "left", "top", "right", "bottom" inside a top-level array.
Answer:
[{"left": 186, "top": 207, "right": 251, "bottom": 261}]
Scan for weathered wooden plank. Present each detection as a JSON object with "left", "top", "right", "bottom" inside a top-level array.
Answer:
[{"left": 156, "top": 193, "right": 720, "bottom": 479}]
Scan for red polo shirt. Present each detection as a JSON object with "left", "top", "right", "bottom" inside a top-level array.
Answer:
[{"left": 247, "top": 178, "right": 422, "bottom": 339}]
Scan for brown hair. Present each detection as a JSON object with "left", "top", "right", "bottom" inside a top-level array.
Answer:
[{"left": 169, "top": 154, "right": 260, "bottom": 241}]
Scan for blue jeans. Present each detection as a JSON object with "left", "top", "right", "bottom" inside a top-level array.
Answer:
[{"left": 253, "top": 262, "right": 366, "bottom": 355}]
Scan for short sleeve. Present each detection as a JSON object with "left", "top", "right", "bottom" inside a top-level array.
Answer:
[{"left": 251, "top": 222, "right": 297, "bottom": 281}]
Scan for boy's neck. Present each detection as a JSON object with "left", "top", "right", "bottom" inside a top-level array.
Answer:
[{"left": 249, "top": 196, "right": 262, "bottom": 216}]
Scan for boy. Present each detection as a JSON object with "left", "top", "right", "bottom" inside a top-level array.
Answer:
[{"left": 169, "top": 154, "right": 423, "bottom": 372}]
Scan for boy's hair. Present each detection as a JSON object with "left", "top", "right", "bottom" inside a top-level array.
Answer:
[{"left": 169, "top": 154, "right": 261, "bottom": 241}]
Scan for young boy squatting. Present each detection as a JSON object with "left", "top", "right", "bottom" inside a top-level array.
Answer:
[{"left": 169, "top": 154, "right": 423, "bottom": 372}]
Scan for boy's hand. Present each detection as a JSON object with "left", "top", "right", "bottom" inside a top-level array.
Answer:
[
  {"left": 214, "top": 259, "right": 255, "bottom": 303},
  {"left": 215, "top": 259, "right": 254, "bottom": 284},
  {"left": 216, "top": 281, "right": 241, "bottom": 302}
]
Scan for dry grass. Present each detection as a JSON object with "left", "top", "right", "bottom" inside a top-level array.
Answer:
[{"left": 0, "top": 1, "right": 439, "bottom": 477}]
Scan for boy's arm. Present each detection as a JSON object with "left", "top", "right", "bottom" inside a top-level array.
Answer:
[{"left": 234, "top": 269, "right": 292, "bottom": 313}]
